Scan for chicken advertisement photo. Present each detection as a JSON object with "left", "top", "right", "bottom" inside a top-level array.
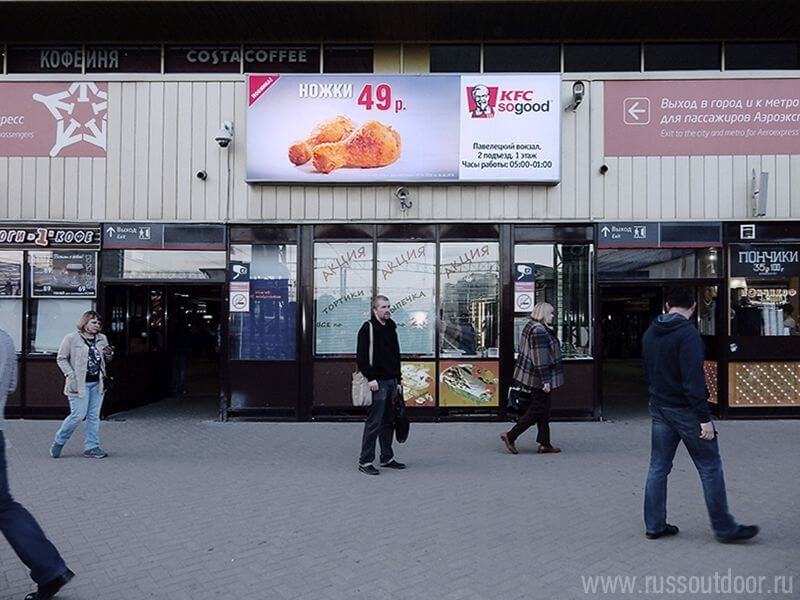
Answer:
[{"left": 246, "top": 74, "right": 560, "bottom": 183}]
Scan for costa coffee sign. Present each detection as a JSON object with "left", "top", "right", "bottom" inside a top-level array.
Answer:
[
  {"left": 0, "top": 226, "right": 101, "bottom": 249},
  {"left": 0, "top": 82, "right": 108, "bottom": 157}
]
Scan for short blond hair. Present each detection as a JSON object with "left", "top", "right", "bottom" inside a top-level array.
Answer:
[
  {"left": 76, "top": 310, "right": 102, "bottom": 332},
  {"left": 530, "top": 302, "right": 554, "bottom": 323}
]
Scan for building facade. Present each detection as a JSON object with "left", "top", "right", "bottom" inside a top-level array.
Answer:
[{"left": 1, "top": 1, "right": 799, "bottom": 420}]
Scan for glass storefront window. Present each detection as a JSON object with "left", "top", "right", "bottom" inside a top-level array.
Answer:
[
  {"left": 514, "top": 244, "right": 591, "bottom": 358},
  {"left": 28, "top": 299, "right": 94, "bottom": 354},
  {"left": 314, "top": 242, "right": 373, "bottom": 355},
  {"left": 0, "top": 300, "right": 23, "bottom": 351},
  {"left": 0, "top": 251, "right": 23, "bottom": 297},
  {"left": 229, "top": 244, "right": 298, "bottom": 360},
  {"left": 439, "top": 242, "right": 500, "bottom": 358},
  {"left": 597, "top": 248, "right": 721, "bottom": 279},
  {"left": 102, "top": 250, "right": 226, "bottom": 281},
  {"left": 729, "top": 278, "right": 799, "bottom": 336},
  {"left": 697, "top": 285, "right": 719, "bottom": 336},
  {"left": 729, "top": 244, "right": 800, "bottom": 336},
  {"left": 377, "top": 242, "right": 436, "bottom": 356}
]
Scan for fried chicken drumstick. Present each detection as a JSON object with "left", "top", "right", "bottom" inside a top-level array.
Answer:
[
  {"left": 311, "top": 121, "right": 401, "bottom": 174},
  {"left": 288, "top": 116, "right": 356, "bottom": 166}
]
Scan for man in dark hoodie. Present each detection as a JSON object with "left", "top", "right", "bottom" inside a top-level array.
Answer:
[
  {"left": 642, "top": 287, "right": 758, "bottom": 543},
  {"left": 356, "top": 295, "right": 404, "bottom": 475}
]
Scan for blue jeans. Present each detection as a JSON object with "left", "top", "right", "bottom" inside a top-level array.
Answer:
[
  {"left": 54, "top": 381, "right": 103, "bottom": 451},
  {"left": 0, "top": 432, "right": 68, "bottom": 585},
  {"left": 644, "top": 404, "right": 738, "bottom": 538},
  {"left": 359, "top": 379, "right": 397, "bottom": 466}
]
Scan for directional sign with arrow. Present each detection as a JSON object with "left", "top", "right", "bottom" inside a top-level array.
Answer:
[{"left": 623, "top": 97, "right": 650, "bottom": 125}]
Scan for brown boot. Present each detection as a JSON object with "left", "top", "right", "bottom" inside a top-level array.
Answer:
[
  {"left": 500, "top": 433, "right": 518, "bottom": 455},
  {"left": 537, "top": 444, "right": 561, "bottom": 454}
]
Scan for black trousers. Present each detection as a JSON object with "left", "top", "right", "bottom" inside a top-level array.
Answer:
[
  {"left": 358, "top": 378, "right": 397, "bottom": 466},
  {"left": 507, "top": 388, "right": 552, "bottom": 447}
]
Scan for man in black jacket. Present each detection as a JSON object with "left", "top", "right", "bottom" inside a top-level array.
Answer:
[
  {"left": 642, "top": 287, "right": 758, "bottom": 543},
  {"left": 356, "top": 295, "right": 404, "bottom": 476}
]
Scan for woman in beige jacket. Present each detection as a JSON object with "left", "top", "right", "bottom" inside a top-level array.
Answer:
[{"left": 51, "top": 311, "right": 113, "bottom": 459}]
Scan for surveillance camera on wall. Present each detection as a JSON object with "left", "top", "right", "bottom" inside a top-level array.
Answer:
[{"left": 215, "top": 121, "right": 234, "bottom": 148}]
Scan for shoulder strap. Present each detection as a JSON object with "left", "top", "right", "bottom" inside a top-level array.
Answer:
[{"left": 368, "top": 322, "right": 373, "bottom": 367}]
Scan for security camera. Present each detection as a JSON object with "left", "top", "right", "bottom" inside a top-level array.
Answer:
[
  {"left": 196, "top": 170, "right": 208, "bottom": 180},
  {"left": 566, "top": 81, "right": 585, "bottom": 112},
  {"left": 215, "top": 121, "right": 234, "bottom": 148},
  {"left": 394, "top": 187, "right": 412, "bottom": 211}
]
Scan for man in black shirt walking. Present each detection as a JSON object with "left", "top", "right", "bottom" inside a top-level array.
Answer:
[{"left": 356, "top": 295, "right": 404, "bottom": 475}]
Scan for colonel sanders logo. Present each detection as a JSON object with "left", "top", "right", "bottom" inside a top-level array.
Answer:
[{"left": 466, "top": 85, "right": 498, "bottom": 119}]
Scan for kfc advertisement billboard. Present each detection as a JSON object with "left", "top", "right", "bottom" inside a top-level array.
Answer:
[
  {"left": 0, "top": 82, "right": 108, "bottom": 158},
  {"left": 246, "top": 74, "right": 560, "bottom": 183}
]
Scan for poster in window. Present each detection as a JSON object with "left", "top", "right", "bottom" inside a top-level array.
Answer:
[
  {"left": 314, "top": 242, "right": 373, "bottom": 354},
  {"left": 228, "top": 244, "right": 297, "bottom": 361},
  {"left": 30, "top": 251, "right": 96, "bottom": 298},
  {"left": 438, "top": 361, "right": 499, "bottom": 407},
  {"left": 378, "top": 243, "right": 436, "bottom": 356},
  {"left": 0, "top": 251, "right": 23, "bottom": 297},
  {"left": 401, "top": 362, "right": 435, "bottom": 407}
]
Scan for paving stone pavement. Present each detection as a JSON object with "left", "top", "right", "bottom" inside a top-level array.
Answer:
[{"left": 1, "top": 403, "right": 798, "bottom": 600}]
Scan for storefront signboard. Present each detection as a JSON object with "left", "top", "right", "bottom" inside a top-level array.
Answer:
[
  {"left": 7, "top": 45, "right": 161, "bottom": 73},
  {"left": 0, "top": 82, "right": 108, "bottom": 158},
  {"left": 730, "top": 244, "right": 800, "bottom": 277},
  {"left": 605, "top": 79, "right": 800, "bottom": 157},
  {"left": 30, "top": 251, "right": 97, "bottom": 297},
  {"left": 103, "top": 224, "right": 226, "bottom": 250},
  {"left": 246, "top": 74, "right": 561, "bottom": 183},
  {"left": 0, "top": 225, "right": 101, "bottom": 249},
  {"left": 164, "top": 45, "right": 241, "bottom": 73},
  {"left": 514, "top": 262, "right": 536, "bottom": 313}
]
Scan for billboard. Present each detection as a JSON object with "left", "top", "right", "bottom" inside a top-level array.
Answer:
[
  {"left": 246, "top": 74, "right": 561, "bottom": 183},
  {"left": 605, "top": 79, "right": 800, "bottom": 157},
  {"left": 0, "top": 82, "right": 108, "bottom": 157}
]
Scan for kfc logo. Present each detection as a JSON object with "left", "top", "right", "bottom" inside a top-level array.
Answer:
[{"left": 466, "top": 85, "right": 498, "bottom": 119}]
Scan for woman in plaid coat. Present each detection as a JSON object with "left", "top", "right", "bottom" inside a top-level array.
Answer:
[{"left": 500, "top": 302, "right": 564, "bottom": 455}]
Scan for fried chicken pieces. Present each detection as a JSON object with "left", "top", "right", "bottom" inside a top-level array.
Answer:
[
  {"left": 288, "top": 116, "right": 356, "bottom": 166},
  {"left": 288, "top": 117, "right": 401, "bottom": 174}
]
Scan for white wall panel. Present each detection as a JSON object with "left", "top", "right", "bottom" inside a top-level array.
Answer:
[{"left": 1, "top": 78, "right": 800, "bottom": 225}]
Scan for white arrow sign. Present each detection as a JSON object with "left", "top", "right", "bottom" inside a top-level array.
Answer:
[
  {"left": 106, "top": 226, "right": 116, "bottom": 237},
  {"left": 627, "top": 102, "right": 647, "bottom": 121},
  {"left": 623, "top": 97, "right": 650, "bottom": 125},
  {"left": 601, "top": 226, "right": 610, "bottom": 237}
]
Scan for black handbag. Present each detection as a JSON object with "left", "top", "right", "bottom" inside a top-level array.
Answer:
[
  {"left": 506, "top": 387, "right": 532, "bottom": 416},
  {"left": 394, "top": 392, "right": 410, "bottom": 443}
]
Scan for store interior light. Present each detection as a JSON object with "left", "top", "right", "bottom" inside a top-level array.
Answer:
[{"left": 730, "top": 278, "right": 748, "bottom": 288}]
